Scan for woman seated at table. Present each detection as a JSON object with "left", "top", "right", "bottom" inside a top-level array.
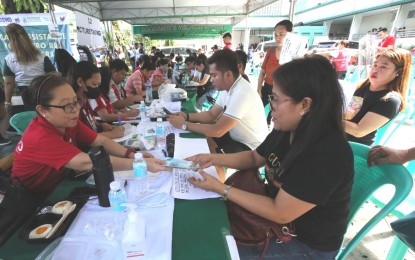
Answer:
[
  {"left": 13, "top": 75, "right": 167, "bottom": 199},
  {"left": 194, "top": 55, "right": 218, "bottom": 111},
  {"left": 188, "top": 56, "right": 354, "bottom": 259},
  {"left": 71, "top": 61, "right": 124, "bottom": 139},
  {"left": 344, "top": 48, "right": 411, "bottom": 146},
  {"left": 86, "top": 68, "right": 139, "bottom": 123},
  {"left": 151, "top": 58, "right": 170, "bottom": 89},
  {"left": 125, "top": 61, "right": 156, "bottom": 98}
]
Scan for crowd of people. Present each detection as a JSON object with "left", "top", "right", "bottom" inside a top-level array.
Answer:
[{"left": 0, "top": 19, "right": 414, "bottom": 259}]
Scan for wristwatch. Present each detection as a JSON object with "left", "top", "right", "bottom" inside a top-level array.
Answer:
[{"left": 181, "top": 121, "right": 188, "bottom": 130}]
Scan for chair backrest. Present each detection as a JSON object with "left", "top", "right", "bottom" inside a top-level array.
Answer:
[
  {"left": 373, "top": 110, "right": 410, "bottom": 146},
  {"left": 264, "top": 103, "right": 270, "bottom": 117},
  {"left": 338, "top": 142, "right": 414, "bottom": 259},
  {"left": 9, "top": 111, "right": 37, "bottom": 134}
]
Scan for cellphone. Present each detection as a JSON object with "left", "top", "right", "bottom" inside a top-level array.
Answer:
[{"left": 162, "top": 107, "right": 172, "bottom": 115}]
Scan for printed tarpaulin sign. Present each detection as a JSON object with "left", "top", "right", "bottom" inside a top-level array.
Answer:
[
  {"left": 74, "top": 12, "right": 104, "bottom": 47},
  {"left": 0, "top": 13, "right": 70, "bottom": 70}
]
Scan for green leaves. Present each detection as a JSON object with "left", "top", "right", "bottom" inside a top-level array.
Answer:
[{"left": 13, "top": 0, "right": 44, "bottom": 13}]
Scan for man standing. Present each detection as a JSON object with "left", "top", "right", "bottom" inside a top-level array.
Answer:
[
  {"left": 129, "top": 43, "right": 145, "bottom": 70},
  {"left": 167, "top": 49, "right": 268, "bottom": 153},
  {"left": 378, "top": 28, "right": 396, "bottom": 49},
  {"left": 222, "top": 32, "right": 236, "bottom": 51}
]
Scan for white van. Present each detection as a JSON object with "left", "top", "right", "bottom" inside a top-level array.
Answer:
[
  {"left": 251, "top": 40, "right": 276, "bottom": 67},
  {"left": 158, "top": 46, "right": 198, "bottom": 58}
]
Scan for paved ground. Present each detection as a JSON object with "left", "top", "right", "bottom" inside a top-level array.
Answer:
[
  {"left": 246, "top": 72, "right": 415, "bottom": 259},
  {"left": 344, "top": 119, "right": 415, "bottom": 260}
]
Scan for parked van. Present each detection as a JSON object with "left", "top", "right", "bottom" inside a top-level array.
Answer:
[
  {"left": 250, "top": 40, "right": 275, "bottom": 67},
  {"left": 158, "top": 46, "right": 198, "bottom": 58}
]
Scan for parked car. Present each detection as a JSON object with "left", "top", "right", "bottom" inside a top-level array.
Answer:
[
  {"left": 309, "top": 40, "right": 359, "bottom": 56},
  {"left": 247, "top": 40, "right": 275, "bottom": 76},
  {"left": 158, "top": 46, "right": 198, "bottom": 58}
]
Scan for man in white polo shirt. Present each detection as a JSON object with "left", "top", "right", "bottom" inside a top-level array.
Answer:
[{"left": 168, "top": 49, "right": 268, "bottom": 153}]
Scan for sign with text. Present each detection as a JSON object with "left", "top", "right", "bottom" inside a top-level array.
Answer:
[
  {"left": 74, "top": 12, "right": 104, "bottom": 47},
  {"left": 0, "top": 13, "right": 70, "bottom": 70}
]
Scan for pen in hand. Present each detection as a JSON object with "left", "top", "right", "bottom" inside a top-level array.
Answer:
[{"left": 118, "top": 112, "right": 122, "bottom": 126}]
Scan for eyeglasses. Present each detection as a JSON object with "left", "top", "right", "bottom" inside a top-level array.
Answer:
[
  {"left": 268, "top": 94, "right": 292, "bottom": 109},
  {"left": 41, "top": 100, "right": 85, "bottom": 114}
]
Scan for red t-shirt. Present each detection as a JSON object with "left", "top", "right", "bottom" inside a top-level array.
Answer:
[
  {"left": 11, "top": 115, "right": 97, "bottom": 198},
  {"left": 261, "top": 48, "right": 281, "bottom": 85},
  {"left": 80, "top": 101, "right": 98, "bottom": 131},
  {"left": 378, "top": 35, "right": 396, "bottom": 48},
  {"left": 90, "top": 93, "right": 114, "bottom": 116},
  {"left": 224, "top": 43, "right": 236, "bottom": 51}
]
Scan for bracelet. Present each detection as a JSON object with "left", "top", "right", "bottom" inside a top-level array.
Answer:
[
  {"left": 124, "top": 148, "right": 135, "bottom": 158},
  {"left": 4, "top": 101, "right": 12, "bottom": 106},
  {"left": 222, "top": 185, "right": 232, "bottom": 201},
  {"left": 185, "top": 112, "right": 190, "bottom": 121}
]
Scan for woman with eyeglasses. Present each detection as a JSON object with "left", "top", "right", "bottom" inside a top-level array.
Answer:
[
  {"left": 71, "top": 61, "right": 124, "bottom": 139},
  {"left": 257, "top": 20, "right": 292, "bottom": 106},
  {"left": 188, "top": 56, "right": 353, "bottom": 259},
  {"left": 344, "top": 48, "right": 411, "bottom": 146},
  {"left": 13, "top": 75, "right": 167, "bottom": 199}
]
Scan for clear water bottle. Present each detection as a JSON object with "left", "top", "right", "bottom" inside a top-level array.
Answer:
[
  {"left": 139, "top": 101, "right": 147, "bottom": 122},
  {"left": 133, "top": 153, "right": 149, "bottom": 194},
  {"left": 145, "top": 80, "right": 153, "bottom": 103},
  {"left": 156, "top": 118, "right": 166, "bottom": 150},
  {"left": 108, "top": 180, "right": 128, "bottom": 211}
]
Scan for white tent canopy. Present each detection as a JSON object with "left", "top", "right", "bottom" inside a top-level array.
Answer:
[{"left": 52, "top": 0, "right": 279, "bottom": 25}]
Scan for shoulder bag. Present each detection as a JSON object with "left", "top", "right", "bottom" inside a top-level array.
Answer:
[{"left": 224, "top": 168, "right": 296, "bottom": 258}]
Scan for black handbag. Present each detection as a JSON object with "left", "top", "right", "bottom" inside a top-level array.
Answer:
[
  {"left": 0, "top": 177, "right": 42, "bottom": 246},
  {"left": 391, "top": 211, "right": 415, "bottom": 252}
]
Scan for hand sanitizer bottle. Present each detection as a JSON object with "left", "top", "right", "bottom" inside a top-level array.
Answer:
[{"left": 121, "top": 203, "right": 146, "bottom": 259}]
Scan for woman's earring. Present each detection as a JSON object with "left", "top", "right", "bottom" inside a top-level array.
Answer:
[
  {"left": 300, "top": 111, "right": 305, "bottom": 116},
  {"left": 43, "top": 114, "right": 46, "bottom": 118}
]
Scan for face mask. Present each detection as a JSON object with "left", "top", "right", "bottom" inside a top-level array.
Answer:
[{"left": 84, "top": 86, "right": 101, "bottom": 99}]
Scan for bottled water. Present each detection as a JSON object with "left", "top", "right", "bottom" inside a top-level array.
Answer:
[
  {"left": 108, "top": 180, "right": 128, "bottom": 211},
  {"left": 156, "top": 118, "right": 166, "bottom": 150},
  {"left": 145, "top": 80, "right": 153, "bottom": 103},
  {"left": 133, "top": 153, "right": 149, "bottom": 195},
  {"left": 139, "top": 101, "right": 147, "bottom": 122}
]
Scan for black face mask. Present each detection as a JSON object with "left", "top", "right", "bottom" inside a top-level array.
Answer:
[{"left": 84, "top": 86, "right": 101, "bottom": 99}]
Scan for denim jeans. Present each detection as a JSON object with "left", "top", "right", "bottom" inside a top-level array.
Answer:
[{"left": 237, "top": 238, "right": 338, "bottom": 260}]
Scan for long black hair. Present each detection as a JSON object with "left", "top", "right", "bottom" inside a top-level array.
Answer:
[
  {"left": 273, "top": 55, "right": 344, "bottom": 173},
  {"left": 71, "top": 61, "right": 100, "bottom": 93}
]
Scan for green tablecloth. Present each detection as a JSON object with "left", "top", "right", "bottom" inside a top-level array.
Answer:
[{"left": 0, "top": 178, "right": 232, "bottom": 260}]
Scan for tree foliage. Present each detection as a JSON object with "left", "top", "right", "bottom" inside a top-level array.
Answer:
[{"left": 1, "top": 0, "right": 45, "bottom": 14}]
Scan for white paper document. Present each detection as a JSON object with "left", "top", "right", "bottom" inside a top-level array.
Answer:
[{"left": 172, "top": 168, "right": 221, "bottom": 200}]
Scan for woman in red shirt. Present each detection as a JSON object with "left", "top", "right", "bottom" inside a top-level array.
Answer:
[
  {"left": 257, "top": 20, "right": 293, "bottom": 106},
  {"left": 13, "top": 75, "right": 167, "bottom": 198}
]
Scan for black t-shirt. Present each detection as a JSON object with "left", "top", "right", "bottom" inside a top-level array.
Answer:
[
  {"left": 256, "top": 129, "right": 354, "bottom": 251},
  {"left": 201, "top": 65, "right": 213, "bottom": 91},
  {"left": 345, "top": 84, "right": 401, "bottom": 145}
]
